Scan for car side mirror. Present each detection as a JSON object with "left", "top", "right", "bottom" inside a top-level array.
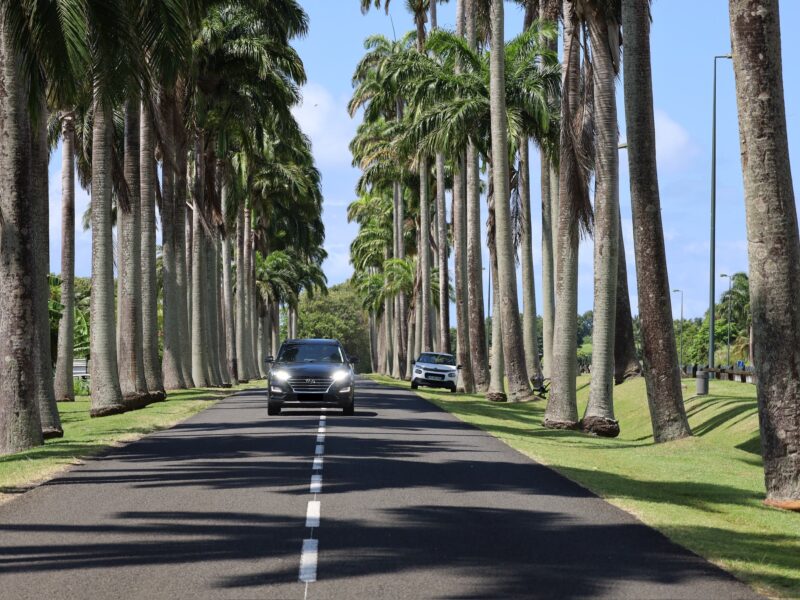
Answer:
[
  {"left": 265, "top": 356, "right": 274, "bottom": 364},
  {"left": 350, "top": 356, "right": 359, "bottom": 364},
  {"left": 457, "top": 364, "right": 463, "bottom": 370}
]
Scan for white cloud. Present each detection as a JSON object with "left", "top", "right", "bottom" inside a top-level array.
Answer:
[
  {"left": 654, "top": 109, "right": 698, "bottom": 172},
  {"left": 292, "top": 82, "right": 358, "bottom": 170}
]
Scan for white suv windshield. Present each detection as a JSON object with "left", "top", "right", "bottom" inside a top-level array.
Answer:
[
  {"left": 278, "top": 343, "right": 344, "bottom": 363},
  {"left": 418, "top": 353, "right": 456, "bottom": 366}
]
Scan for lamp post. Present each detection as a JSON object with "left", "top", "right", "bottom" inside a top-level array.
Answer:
[
  {"left": 708, "top": 53, "right": 732, "bottom": 375},
  {"left": 672, "top": 289, "right": 684, "bottom": 371},
  {"left": 721, "top": 274, "right": 733, "bottom": 367}
]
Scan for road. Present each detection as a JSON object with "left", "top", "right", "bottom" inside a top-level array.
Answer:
[{"left": 0, "top": 378, "right": 758, "bottom": 599}]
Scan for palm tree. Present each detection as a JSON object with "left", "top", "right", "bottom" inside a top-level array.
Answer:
[
  {"left": 582, "top": 2, "right": 622, "bottom": 437},
  {"left": 54, "top": 115, "right": 77, "bottom": 402},
  {"left": 486, "top": 0, "right": 532, "bottom": 402},
  {"left": 545, "top": 0, "right": 593, "bottom": 429},
  {"left": 0, "top": 16, "right": 44, "bottom": 453},
  {"left": 728, "top": 0, "right": 800, "bottom": 506},
  {"left": 621, "top": 0, "right": 691, "bottom": 442},
  {"left": 614, "top": 225, "right": 642, "bottom": 384}
]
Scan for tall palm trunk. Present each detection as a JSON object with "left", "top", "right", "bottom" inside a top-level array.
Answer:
[
  {"left": 489, "top": 0, "right": 532, "bottom": 403},
  {"left": 221, "top": 181, "right": 238, "bottom": 384},
  {"left": 729, "top": 0, "right": 800, "bottom": 505},
  {"left": 235, "top": 204, "right": 249, "bottom": 382},
  {"left": 271, "top": 300, "right": 280, "bottom": 357},
  {"left": 614, "top": 224, "right": 641, "bottom": 384},
  {"left": 405, "top": 301, "right": 416, "bottom": 379},
  {"left": 30, "top": 104, "right": 62, "bottom": 436},
  {"left": 621, "top": 0, "right": 690, "bottom": 442},
  {"left": 191, "top": 135, "right": 209, "bottom": 388},
  {"left": 89, "top": 96, "right": 125, "bottom": 417},
  {"left": 487, "top": 192, "right": 506, "bottom": 402},
  {"left": 242, "top": 205, "right": 254, "bottom": 379},
  {"left": 465, "top": 3, "right": 489, "bottom": 392},
  {"left": 174, "top": 116, "right": 193, "bottom": 388},
  {"left": 519, "top": 138, "right": 543, "bottom": 384},
  {"left": 539, "top": 0, "right": 560, "bottom": 381},
  {"left": 583, "top": 11, "right": 620, "bottom": 437},
  {"left": 453, "top": 159, "right": 474, "bottom": 392},
  {"left": 206, "top": 230, "right": 223, "bottom": 386},
  {"left": 140, "top": 103, "right": 165, "bottom": 398},
  {"left": 545, "top": 0, "right": 582, "bottom": 429},
  {"left": 54, "top": 117, "right": 76, "bottom": 402},
  {"left": 0, "top": 23, "right": 43, "bottom": 451},
  {"left": 419, "top": 162, "right": 433, "bottom": 353},
  {"left": 118, "top": 99, "right": 148, "bottom": 407},
  {"left": 435, "top": 154, "right": 451, "bottom": 353},
  {"left": 391, "top": 183, "right": 405, "bottom": 379},
  {"left": 160, "top": 95, "right": 186, "bottom": 390}
]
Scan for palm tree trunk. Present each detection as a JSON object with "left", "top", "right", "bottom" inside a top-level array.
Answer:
[
  {"left": 54, "top": 117, "right": 76, "bottom": 402},
  {"left": 405, "top": 302, "right": 416, "bottom": 380},
  {"left": 465, "top": 3, "right": 489, "bottom": 392},
  {"left": 540, "top": 0, "right": 560, "bottom": 381},
  {"left": 0, "top": 24, "right": 43, "bottom": 451},
  {"left": 385, "top": 294, "right": 394, "bottom": 374},
  {"left": 614, "top": 223, "right": 642, "bottom": 384},
  {"left": 191, "top": 139, "right": 209, "bottom": 387},
  {"left": 118, "top": 98, "right": 149, "bottom": 408},
  {"left": 519, "top": 138, "right": 543, "bottom": 384},
  {"left": 435, "top": 154, "right": 451, "bottom": 354},
  {"left": 139, "top": 102, "right": 165, "bottom": 398},
  {"left": 729, "top": 0, "right": 800, "bottom": 505},
  {"left": 271, "top": 300, "right": 280, "bottom": 357},
  {"left": 235, "top": 205, "right": 248, "bottom": 382},
  {"left": 207, "top": 231, "right": 224, "bottom": 386},
  {"left": 160, "top": 95, "right": 186, "bottom": 391},
  {"left": 174, "top": 120, "right": 194, "bottom": 389},
  {"left": 545, "top": 0, "right": 581, "bottom": 429},
  {"left": 453, "top": 158, "right": 474, "bottom": 392},
  {"left": 369, "top": 311, "right": 378, "bottom": 372},
  {"left": 221, "top": 181, "right": 238, "bottom": 384},
  {"left": 242, "top": 206, "right": 254, "bottom": 379},
  {"left": 249, "top": 237, "right": 258, "bottom": 375},
  {"left": 489, "top": 0, "right": 532, "bottom": 402},
  {"left": 89, "top": 95, "right": 125, "bottom": 417},
  {"left": 487, "top": 191, "right": 506, "bottom": 402},
  {"left": 621, "top": 0, "right": 690, "bottom": 442},
  {"left": 583, "top": 12, "right": 620, "bottom": 437},
  {"left": 419, "top": 162, "right": 433, "bottom": 353},
  {"left": 392, "top": 175, "right": 407, "bottom": 379}
]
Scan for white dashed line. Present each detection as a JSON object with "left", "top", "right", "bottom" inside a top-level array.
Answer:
[
  {"left": 299, "top": 539, "right": 318, "bottom": 583},
  {"left": 306, "top": 501, "right": 321, "bottom": 527},
  {"left": 300, "top": 410, "right": 328, "bottom": 589}
]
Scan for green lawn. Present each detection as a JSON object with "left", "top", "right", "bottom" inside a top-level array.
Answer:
[
  {"left": 368, "top": 373, "right": 800, "bottom": 599},
  {"left": 0, "top": 382, "right": 263, "bottom": 504}
]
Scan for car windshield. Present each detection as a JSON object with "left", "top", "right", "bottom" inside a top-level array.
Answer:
[
  {"left": 418, "top": 353, "right": 456, "bottom": 366},
  {"left": 278, "top": 343, "right": 344, "bottom": 364}
]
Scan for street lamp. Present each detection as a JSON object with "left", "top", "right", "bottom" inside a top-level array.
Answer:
[
  {"left": 708, "top": 53, "right": 732, "bottom": 374},
  {"left": 721, "top": 274, "right": 733, "bottom": 367},
  {"left": 672, "top": 289, "right": 684, "bottom": 371}
]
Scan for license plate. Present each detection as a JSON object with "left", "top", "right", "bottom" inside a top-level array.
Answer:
[{"left": 428, "top": 374, "right": 444, "bottom": 380}]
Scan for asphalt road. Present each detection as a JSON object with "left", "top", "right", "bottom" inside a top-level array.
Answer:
[{"left": 0, "top": 378, "right": 758, "bottom": 599}]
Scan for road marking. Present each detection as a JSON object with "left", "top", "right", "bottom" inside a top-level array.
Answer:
[
  {"left": 318, "top": 426, "right": 326, "bottom": 434},
  {"left": 312, "top": 456, "right": 323, "bottom": 470},
  {"left": 299, "top": 539, "right": 318, "bottom": 583},
  {"left": 306, "top": 500, "right": 321, "bottom": 527},
  {"left": 315, "top": 444, "right": 324, "bottom": 455},
  {"left": 310, "top": 474, "right": 322, "bottom": 494},
  {"left": 316, "top": 433, "right": 325, "bottom": 443}
]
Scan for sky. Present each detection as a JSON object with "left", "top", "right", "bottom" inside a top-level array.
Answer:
[{"left": 47, "top": 0, "right": 800, "bottom": 321}]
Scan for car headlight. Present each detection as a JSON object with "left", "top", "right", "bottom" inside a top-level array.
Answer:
[
  {"left": 414, "top": 369, "right": 422, "bottom": 375},
  {"left": 332, "top": 369, "right": 349, "bottom": 382},
  {"left": 447, "top": 372, "right": 456, "bottom": 378},
  {"left": 272, "top": 369, "right": 290, "bottom": 382}
]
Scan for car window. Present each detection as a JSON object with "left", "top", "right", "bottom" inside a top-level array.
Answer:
[
  {"left": 418, "top": 353, "right": 456, "bottom": 366},
  {"left": 278, "top": 343, "right": 344, "bottom": 363}
]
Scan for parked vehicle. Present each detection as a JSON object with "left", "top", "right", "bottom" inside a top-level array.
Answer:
[{"left": 411, "top": 352, "right": 460, "bottom": 393}]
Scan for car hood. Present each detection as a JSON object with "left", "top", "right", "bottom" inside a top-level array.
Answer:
[
  {"left": 416, "top": 363, "right": 457, "bottom": 372},
  {"left": 272, "top": 362, "right": 349, "bottom": 378}
]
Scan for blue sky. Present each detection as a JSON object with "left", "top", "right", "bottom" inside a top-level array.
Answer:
[{"left": 48, "top": 0, "right": 800, "bottom": 320}]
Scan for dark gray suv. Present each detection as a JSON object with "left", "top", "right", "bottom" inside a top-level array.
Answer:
[{"left": 266, "top": 339, "right": 357, "bottom": 416}]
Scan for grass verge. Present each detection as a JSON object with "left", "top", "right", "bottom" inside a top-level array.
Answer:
[
  {"left": 0, "top": 381, "right": 263, "bottom": 504},
  {"left": 368, "top": 373, "right": 799, "bottom": 599}
]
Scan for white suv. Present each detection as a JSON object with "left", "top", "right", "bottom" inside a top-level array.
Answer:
[{"left": 411, "top": 352, "right": 460, "bottom": 393}]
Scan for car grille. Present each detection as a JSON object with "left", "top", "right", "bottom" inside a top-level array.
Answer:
[{"left": 288, "top": 377, "right": 333, "bottom": 393}]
